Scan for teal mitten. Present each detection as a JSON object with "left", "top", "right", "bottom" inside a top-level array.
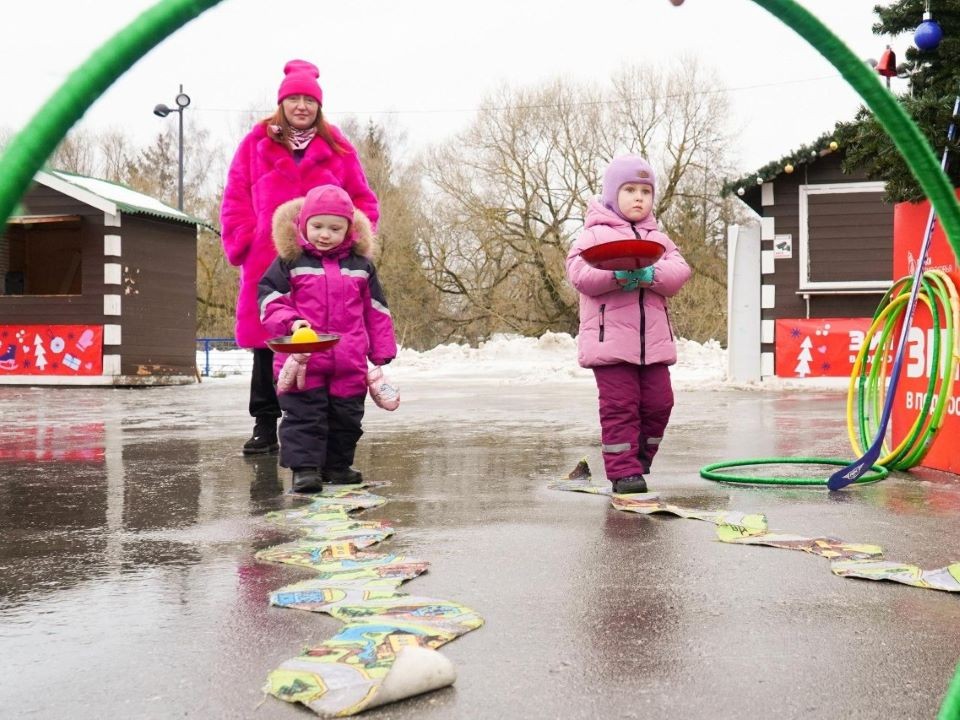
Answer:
[
  {"left": 634, "top": 265, "right": 655, "bottom": 285},
  {"left": 614, "top": 266, "right": 655, "bottom": 291}
]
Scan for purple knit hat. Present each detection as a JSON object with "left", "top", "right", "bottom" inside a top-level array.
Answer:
[
  {"left": 601, "top": 155, "right": 657, "bottom": 225},
  {"left": 277, "top": 60, "right": 323, "bottom": 104},
  {"left": 297, "top": 185, "right": 354, "bottom": 238}
]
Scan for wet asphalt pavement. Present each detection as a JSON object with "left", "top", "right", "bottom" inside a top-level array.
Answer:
[{"left": 1, "top": 375, "right": 959, "bottom": 719}]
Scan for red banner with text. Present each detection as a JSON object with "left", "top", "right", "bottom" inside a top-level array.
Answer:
[
  {"left": 0, "top": 325, "right": 103, "bottom": 375},
  {"left": 891, "top": 198, "right": 960, "bottom": 474},
  {"left": 774, "top": 317, "right": 874, "bottom": 378}
]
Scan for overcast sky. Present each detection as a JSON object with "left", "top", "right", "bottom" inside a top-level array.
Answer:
[{"left": 0, "top": 0, "right": 915, "bottom": 173}]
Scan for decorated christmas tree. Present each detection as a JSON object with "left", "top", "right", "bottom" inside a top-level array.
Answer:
[{"left": 836, "top": 0, "right": 960, "bottom": 201}]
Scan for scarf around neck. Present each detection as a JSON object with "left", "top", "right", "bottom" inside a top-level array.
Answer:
[{"left": 271, "top": 125, "right": 316, "bottom": 151}]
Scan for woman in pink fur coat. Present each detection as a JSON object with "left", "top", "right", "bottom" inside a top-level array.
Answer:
[{"left": 220, "top": 59, "right": 379, "bottom": 455}]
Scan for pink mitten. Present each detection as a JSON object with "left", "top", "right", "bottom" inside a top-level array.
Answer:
[
  {"left": 277, "top": 352, "right": 310, "bottom": 393},
  {"left": 366, "top": 366, "right": 400, "bottom": 411}
]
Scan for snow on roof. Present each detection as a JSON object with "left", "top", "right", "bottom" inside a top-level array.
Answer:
[{"left": 44, "top": 170, "right": 205, "bottom": 227}]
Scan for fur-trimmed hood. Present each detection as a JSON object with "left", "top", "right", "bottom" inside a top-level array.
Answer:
[{"left": 272, "top": 197, "right": 377, "bottom": 261}]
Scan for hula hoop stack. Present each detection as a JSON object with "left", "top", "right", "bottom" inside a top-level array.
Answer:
[
  {"left": 699, "top": 265, "right": 959, "bottom": 487},
  {"left": 848, "top": 270, "right": 960, "bottom": 471}
]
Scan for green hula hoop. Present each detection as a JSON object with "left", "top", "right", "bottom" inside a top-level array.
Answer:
[
  {"left": 940, "top": 658, "right": 960, "bottom": 720},
  {"left": 853, "top": 272, "right": 957, "bottom": 470},
  {"left": 699, "top": 457, "right": 888, "bottom": 486}
]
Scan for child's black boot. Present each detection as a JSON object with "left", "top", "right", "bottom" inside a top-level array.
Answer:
[
  {"left": 612, "top": 475, "right": 647, "bottom": 494},
  {"left": 292, "top": 467, "right": 323, "bottom": 493},
  {"left": 323, "top": 467, "right": 364, "bottom": 485}
]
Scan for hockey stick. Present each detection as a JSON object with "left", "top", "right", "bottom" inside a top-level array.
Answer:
[{"left": 828, "top": 94, "right": 960, "bottom": 490}]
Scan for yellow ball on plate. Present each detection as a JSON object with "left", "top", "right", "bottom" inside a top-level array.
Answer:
[{"left": 291, "top": 327, "right": 319, "bottom": 343}]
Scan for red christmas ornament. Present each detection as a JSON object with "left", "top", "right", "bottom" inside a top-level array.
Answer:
[{"left": 876, "top": 46, "right": 897, "bottom": 77}]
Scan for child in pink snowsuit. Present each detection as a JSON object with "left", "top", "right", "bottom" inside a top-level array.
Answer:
[
  {"left": 258, "top": 185, "right": 397, "bottom": 493},
  {"left": 565, "top": 155, "right": 692, "bottom": 494}
]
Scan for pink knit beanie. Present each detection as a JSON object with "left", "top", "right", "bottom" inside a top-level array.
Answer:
[
  {"left": 277, "top": 60, "right": 323, "bottom": 104},
  {"left": 298, "top": 185, "right": 354, "bottom": 237}
]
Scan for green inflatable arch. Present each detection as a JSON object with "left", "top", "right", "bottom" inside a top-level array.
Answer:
[{"left": 0, "top": 0, "right": 959, "bottom": 266}]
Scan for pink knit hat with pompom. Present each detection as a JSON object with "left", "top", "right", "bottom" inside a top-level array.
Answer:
[{"left": 277, "top": 60, "right": 323, "bottom": 104}]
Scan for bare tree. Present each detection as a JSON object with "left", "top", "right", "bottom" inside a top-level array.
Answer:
[
  {"left": 48, "top": 129, "right": 98, "bottom": 176},
  {"left": 98, "top": 128, "right": 136, "bottom": 183},
  {"left": 607, "top": 58, "right": 748, "bottom": 343},
  {"left": 122, "top": 129, "right": 179, "bottom": 207},
  {"left": 420, "top": 80, "right": 607, "bottom": 339},
  {"left": 420, "top": 58, "right": 741, "bottom": 344},
  {"left": 196, "top": 211, "right": 238, "bottom": 338},
  {"left": 341, "top": 117, "right": 448, "bottom": 349},
  {"left": 121, "top": 121, "right": 224, "bottom": 216}
]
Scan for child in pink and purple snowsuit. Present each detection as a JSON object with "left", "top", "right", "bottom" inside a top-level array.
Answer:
[
  {"left": 258, "top": 185, "right": 397, "bottom": 494},
  {"left": 565, "top": 155, "right": 692, "bottom": 494}
]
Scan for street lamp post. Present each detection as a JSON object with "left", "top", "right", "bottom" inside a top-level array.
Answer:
[{"left": 153, "top": 84, "right": 191, "bottom": 210}]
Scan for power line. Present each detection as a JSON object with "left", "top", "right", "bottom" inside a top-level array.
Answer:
[{"left": 190, "top": 73, "right": 844, "bottom": 118}]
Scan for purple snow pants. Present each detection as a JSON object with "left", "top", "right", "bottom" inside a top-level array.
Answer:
[{"left": 592, "top": 362, "right": 674, "bottom": 481}]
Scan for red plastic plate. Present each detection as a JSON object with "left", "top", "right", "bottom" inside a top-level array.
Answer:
[
  {"left": 579, "top": 239, "right": 664, "bottom": 271},
  {"left": 266, "top": 334, "right": 340, "bottom": 353}
]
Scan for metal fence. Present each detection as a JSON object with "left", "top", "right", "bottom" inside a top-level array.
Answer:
[{"left": 195, "top": 337, "right": 252, "bottom": 377}]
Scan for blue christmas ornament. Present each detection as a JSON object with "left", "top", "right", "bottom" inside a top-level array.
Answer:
[{"left": 915, "top": 12, "right": 943, "bottom": 51}]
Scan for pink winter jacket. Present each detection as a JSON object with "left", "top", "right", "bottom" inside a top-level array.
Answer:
[
  {"left": 258, "top": 199, "right": 397, "bottom": 397},
  {"left": 566, "top": 200, "right": 691, "bottom": 368},
  {"left": 220, "top": 123, "right": 379, "bottom": 348}
]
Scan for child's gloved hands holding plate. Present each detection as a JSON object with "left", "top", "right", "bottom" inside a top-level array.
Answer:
[{"left": 614, "top": 266, "right": 655, "bottom": 291}]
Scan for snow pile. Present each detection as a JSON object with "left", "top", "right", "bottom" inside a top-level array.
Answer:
[
  {"left": 671, "top": 338, "right": 729, "bottom": 389},
  {"left": 391, "top": 332, "right": 729, "bottom": 387},
  {"left": 196, "top": 347, "right": 253, "bottom": 377},
  {"left": 196, "top": 332, "right": 729, "bottom": 387},
  {"left": 391, "top": 331, "right": 592, "bottom": 384}
]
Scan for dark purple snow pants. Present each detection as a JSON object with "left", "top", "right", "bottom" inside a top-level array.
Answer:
[
  {"left": 278, "top": 387, "right": 365, "bottom": 471},
  {"left": 593, "top": 362, "right": 674, "bottom": 481}
]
